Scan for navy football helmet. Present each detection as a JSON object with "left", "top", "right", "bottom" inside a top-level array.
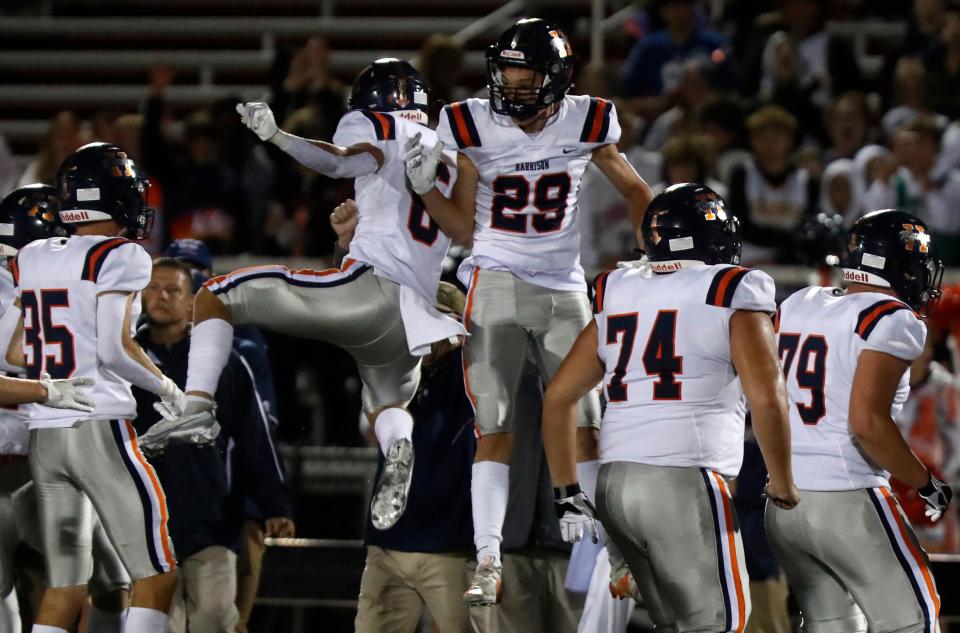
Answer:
[
  {"left": 641, "top": 183, "right": 741, "bottom": 266},
  {"left": 839, "top": 209, "right": 943, "bottom": 313},
  {"left": 485, "top": 18, "right": 575, "bottom": 119},
  {"left": 0, "top": 184, "right": 66, "bottom": 257},
  {"left": 349, "top": 58, "right": 429, "bottom": 123},
  {"left": 57, "top": 142, "right": 155, "bottom": 240}
]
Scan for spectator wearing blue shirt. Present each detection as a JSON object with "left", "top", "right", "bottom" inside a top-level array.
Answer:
[
  {"left": 132, "top": 258, "right": 294, "bottom": 633},
  {"left": 162, "top": 238, "right": 284, "bottom": 633},
  {"left": 620, "top": 0, "right": 728, "bottom": 101}
]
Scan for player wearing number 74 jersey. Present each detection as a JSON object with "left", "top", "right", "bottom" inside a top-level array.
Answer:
[
  {"left": 541, "top": 184, "right": 799, "bottom": 633},
  {"left": 768, "top": 209, "right": 950, "bottom": 633}
]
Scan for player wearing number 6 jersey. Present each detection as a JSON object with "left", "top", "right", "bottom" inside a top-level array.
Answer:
[
  {"left": 181, "top": 59, "right": 465, "bottom": 533},
  {"left": 9, "top": 143, "right": 186, "bottom": 633},
  {"left": 768, "top": 209, "right": 949, "bottom": 633},
  {"left": 405, "top": 18, "right": 653, "bottom": 606},
  {"left": 541, "top": 184, "right": 799, "bottom": 633}
]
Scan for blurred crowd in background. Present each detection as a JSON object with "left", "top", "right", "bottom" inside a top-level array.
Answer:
[{"left": 2, "top": 0, "right": 960, "bottom": 551}]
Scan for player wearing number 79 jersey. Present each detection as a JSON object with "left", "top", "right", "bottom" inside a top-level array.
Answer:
[{"left": 768, "top": 209, "right": 950, "bottom": 633}]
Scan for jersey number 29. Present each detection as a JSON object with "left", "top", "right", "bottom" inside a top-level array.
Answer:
[
  {"left": 606, "top": 311, "right": 683, "bottom": 402},
  {"left": 21, "top": 289, "right": 76, "bottom": 380}
]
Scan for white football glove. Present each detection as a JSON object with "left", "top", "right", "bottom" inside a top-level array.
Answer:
[
  {"left": 141, "top": 395, "right": 220, "bottom": 458},
  {"left": 155, "top": 375, "right": 186, "bottom": 417},
  {"left": 554, "top": 484, "right": 600, "bottom": 544},
  {"left": 404, "top": 132, "right": 443, "bottom": 195},
  {"left": 40, "top": 373, "right": 95, "bottom": 412},
  {"left": 918, "top": 473, "right": 953, "bottom": 522},
  {"left": 235, "top": 102, "right": 279, "bottom": 143}
]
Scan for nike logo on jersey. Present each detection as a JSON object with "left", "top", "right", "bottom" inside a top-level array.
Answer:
[{"left": 562, "top": 147, "right": 578, "bottom": 154}]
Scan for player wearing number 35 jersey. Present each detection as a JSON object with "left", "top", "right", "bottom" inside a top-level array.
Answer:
[
  {"left": 768, "top": 209, "right": 950, "bottom": 633},
  {"left": 542, "top": 184, "right": 799, "bottom": 633},
  {"left": 13, "top": 143, "right": 185, "bottom": 633}
]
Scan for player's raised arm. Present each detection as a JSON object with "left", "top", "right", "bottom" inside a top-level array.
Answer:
[
  {"left": 591, "top": 143, "right": 653, "bottom": 231},
  {"left": 406, "top": 136, "right": 478, "bottom": 246},
  {"left": 237, "top": 102, "right": 383, "bottom": 178},
  {"left": 730, "top": 309, "right": 799, "bottom": 509}
]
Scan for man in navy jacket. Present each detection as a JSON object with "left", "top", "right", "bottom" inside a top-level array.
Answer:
[{"left": 132, "top": 257, "right": 293, "bottom": 633}]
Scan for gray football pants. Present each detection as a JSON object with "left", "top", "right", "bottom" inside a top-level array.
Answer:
[
  {"left": 207, "top": 263, "right": 420, "bottom": 414},
  {"left": 766, "top": 488, "right": 941, "bottom": 633},
  {"left": 597, "top": 462, "right": 751, "bottom": 633},
  {"left": 462, "top": 269, "right": 600, "bottom": 436},
  {"left": 30, "top": 420, "right": 175, "bottom": 586}
]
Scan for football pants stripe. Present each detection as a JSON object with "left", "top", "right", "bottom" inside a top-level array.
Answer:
[{"left": 868, "top": 487, "right": 940, "bottom": 632}]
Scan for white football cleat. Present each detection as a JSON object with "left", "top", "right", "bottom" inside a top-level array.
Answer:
[
  {"left": 370, "top": 438, "right": 415, "bottom": 530},
  {"left": 463, "top": 555, "right": 502, "bottom": 607}
]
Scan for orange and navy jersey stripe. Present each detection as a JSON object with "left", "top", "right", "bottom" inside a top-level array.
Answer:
[
  {"left": 868, "top": 487, "right": 941, "bottom": 632},
  {"left": 705, "top": 266, "right": 750, "bottom": 308},
  {"left": 81, "top": 237, "right": 130, "bottom": 282},
  {"left": 579, "top": 97, "right": 613, "bottom": 143},
  {"left": 445, "top": 102, "right": 481, "bottom": 149},
  {"left": 359, "top": 110, "right": 396, "bottom": 141},
  {"left": 855, "top": 299, "right": 912, "bottom": 340},
  {"left": 9, "top": 254, "right": 18, "bottom": 286},
  {"left": 592, "top": 269, "right": 612, "bottom": 314}
]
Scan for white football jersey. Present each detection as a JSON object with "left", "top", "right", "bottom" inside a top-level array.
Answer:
[
  {"left": 777, "top": 287, "right": 926, "bottom": 491},
  {"left": 436, "top": 95, "right": 621, "bottom": 292},
  {"left": 0, "top": 265, "right": 27, "bottom": 454},
  {"left": 594, "top": 261, "right": 776, "bottom": 476},
  {"left": 332, "top": 109, "right": 456, "bottom": 304},
  {"left": 15, "top": 235, "right": 152, "bottom": 428}
]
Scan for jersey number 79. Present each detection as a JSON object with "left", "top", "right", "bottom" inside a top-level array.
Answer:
[
  {"left": 778, "top": 333, "right": 827, "bottom": 425},
  {"left": 21, "top": 289, "right": 76, "bottom": 380},
  {"left": 606, "top": 311, "right": 683, "bottom": 402}
]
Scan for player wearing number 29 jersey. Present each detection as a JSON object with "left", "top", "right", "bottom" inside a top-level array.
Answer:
[
  {"left": 768, "top": 209, "right": 948, "bottom": 633},
  {"left": 437, "top": 92, "right": 619, "bottom": 291},
  {"left": 409, "top": 19, "right": 654, "bottom": 607}
]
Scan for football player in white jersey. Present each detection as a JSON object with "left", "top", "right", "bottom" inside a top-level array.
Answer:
[
  {"left": 768, "top": 209, "right": 950, "bottom": 633},
  {"left": 404, "top": 18, "right": 654, "bottom": 605},
  {"left": 0, "top": 184, "right": 135, "bottom": 633},
  {"left": 178, "top": 59, "right": 465, "bottom": 531},
  {"left": 7, "top": 144, "right": 191, "bottom": 633},
  {"left": 540, "top": 184, "right": 799, "bottom": 632}
]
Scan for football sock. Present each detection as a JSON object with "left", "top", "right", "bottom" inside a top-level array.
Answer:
[
  {"left": 577, "top": 459, "right": 607, "bottom": 543},
  {"left": 125, "top": 607, "right": 167, "bottom": 633},
  {"left": 185, "top": 318, "right": 234, "bottom": 397},
  {"left": 472, "top": 461, "right": 509, "bottom": 565},
  {"left": 31, "top": 626, "right": 68, "bottom": 633},
  {"left": 373, "top": 407, "right": 414, "bottom": 456}
]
